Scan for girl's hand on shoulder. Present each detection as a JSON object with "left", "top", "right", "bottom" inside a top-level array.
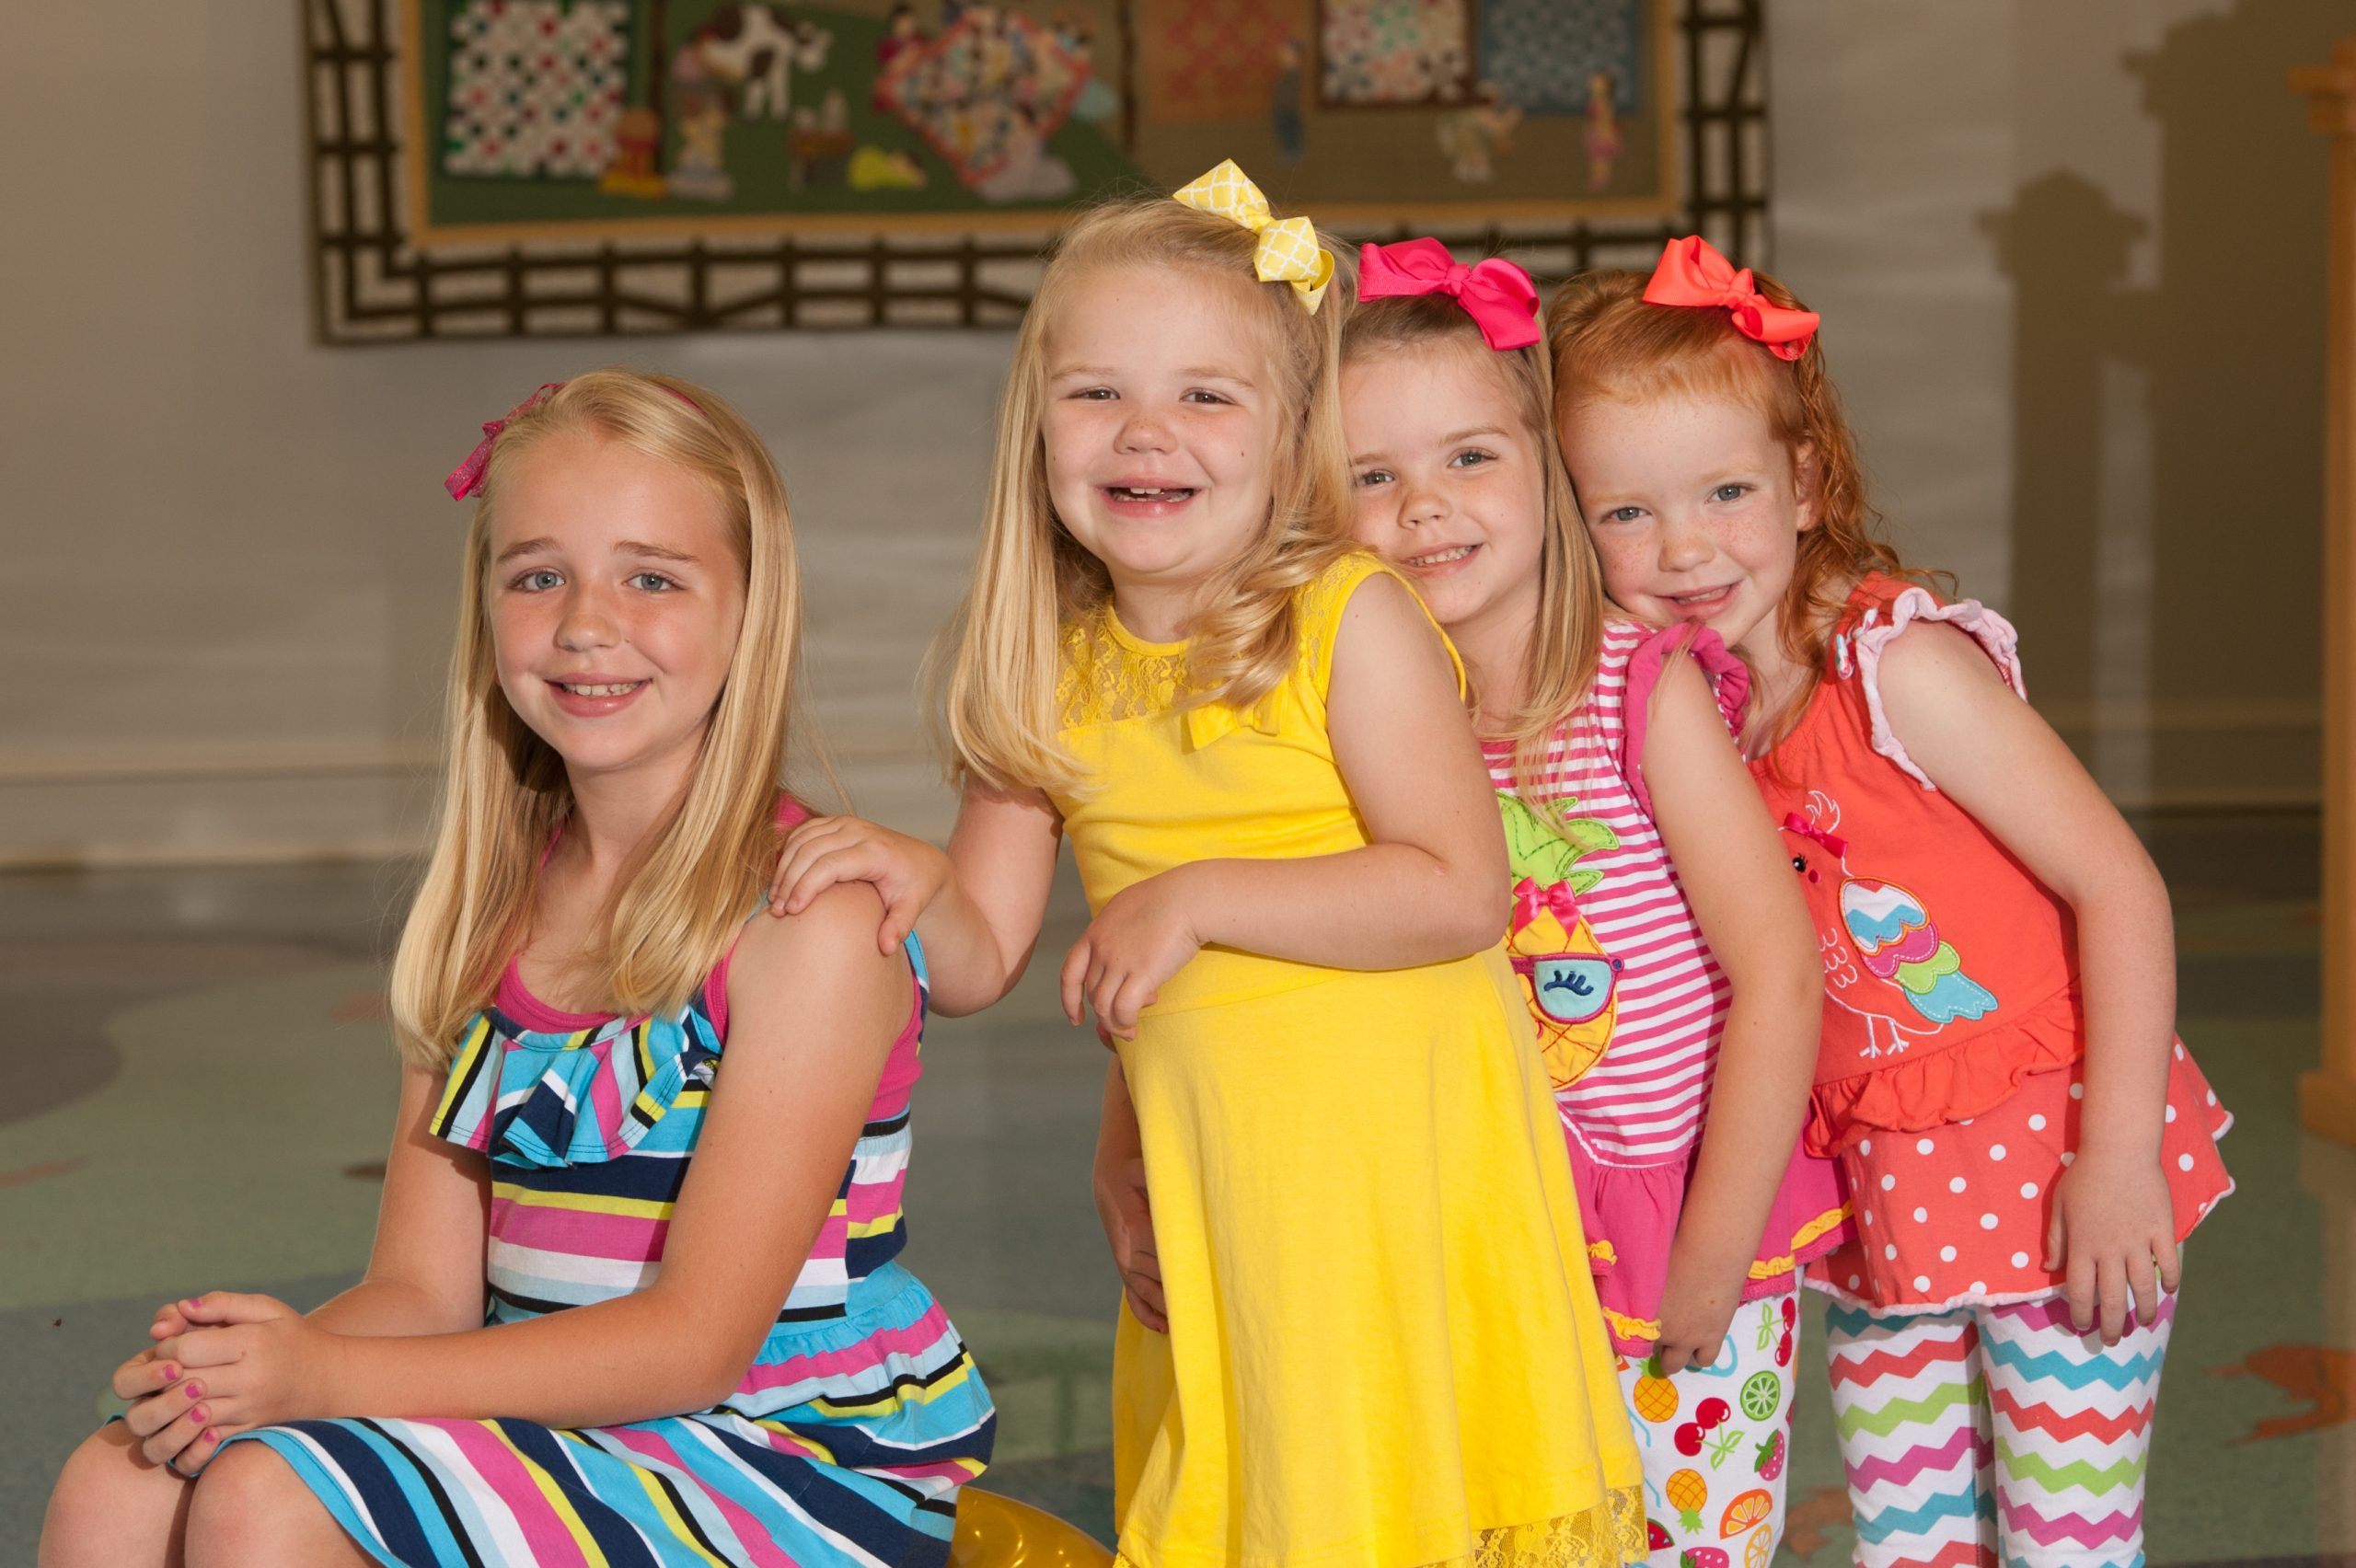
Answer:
[
  {"left": 769, "top": 814, "right": 951, "bottom": 953},
  {"left": 148, "top": 1292, "right": 335, "bottom": 1441},
  {"left": 1060, "top": 867, "right": 1204, "bottom": 1040},
  {"left": 2045, "top": 1148, "right": 2180, "bottom": 1344}
]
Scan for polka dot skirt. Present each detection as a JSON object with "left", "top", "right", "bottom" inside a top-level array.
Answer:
[{"left": 1806, "top": 1038, "right": 2233, "bottom": 1311}]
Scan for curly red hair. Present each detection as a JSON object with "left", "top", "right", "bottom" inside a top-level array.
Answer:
[{"left": 1545, "top": 265, "right": 1939, "bottom": 748}]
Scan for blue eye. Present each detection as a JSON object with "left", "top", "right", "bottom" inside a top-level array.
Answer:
[
  {"left": 628, "top": 572, "right": 677, "bottom": 593},
  {"left": 514, "top": 569, "right": 561, "bottom": 591},
  {"left": 1714, "top": 483, "right": 1750, "bottom": 502},
  {"left": 1449, "top": 449, "right": 1495, "bottom": 468},
  {"left": 1601, "top": 506, "right": 1643, "bottom": 524}
]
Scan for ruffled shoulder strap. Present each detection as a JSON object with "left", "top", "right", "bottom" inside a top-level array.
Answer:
[
  {"left": 1618, "top": 620, "right": 1750, "bottom": 819},
  {"left": 1846, "top": 586, "right": 2025, "bottom": 790},
  {"left": 430, "top": 1001, "right": 722, "bottom": 1170}
]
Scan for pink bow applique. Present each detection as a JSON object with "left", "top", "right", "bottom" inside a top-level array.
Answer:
[
  {"left": 1780, "top": 813, "right": 1847, "bottom": 858},
  {"left": 444, "top": 382, "right": 567, "bottom": 501},
  {"left": 1510, "top": 876, "right": 1581, "bottom": 937},
  {"left": 1642, "top": 236, "right": 1820, "bottom": 361},
  {"left": 1357, "top": 238, "right": 1542, "bottom": 352}
]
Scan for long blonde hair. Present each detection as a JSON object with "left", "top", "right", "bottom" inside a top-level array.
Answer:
[
  {"left": 939, "top": 195, "right": 1359, "bottom": 795},
  {"left": 1546, "top": 268, "right": 1935, "bottom": 752},
  {"left": 1338, "top": 290, "right": 1604, "bottom": 815},
  {"left": 389, "top": 369, "right": 810, "bottom": 1069}
]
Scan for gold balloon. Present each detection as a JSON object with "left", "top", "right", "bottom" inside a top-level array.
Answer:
[{"left": 948, "top": 1489, "right": 1116, "bottom": 1568}]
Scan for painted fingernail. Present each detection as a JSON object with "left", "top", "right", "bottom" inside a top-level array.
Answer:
[
  {"left": 203, "top": 1429, "right": 219, "bottom": 1445},
  {"left": 183, "top": 1380, "right": 205, "bottom": 1401},
  {"left": 185, "top": 1297, "right": 203, "bottom": 1310},
  {"left": 161, "top": 1364, "right": 179, "bottom": 1381},
  {"left": 190, "top": 1405, "right": 210, "bottom": 1424}
]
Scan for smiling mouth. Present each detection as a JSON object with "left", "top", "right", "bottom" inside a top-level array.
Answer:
[
  {"left": 554, "top": 681, "right": 645, "bottom": 698},
  {"left": 1105, "top": 485, "right": 1196, "bottom": 503},
  {"left": 1404, "top": 544, "right": 1478, "bottom": 568},
  {"left": 1663, "top": 585, "right": 1736, "bottom": 609}
]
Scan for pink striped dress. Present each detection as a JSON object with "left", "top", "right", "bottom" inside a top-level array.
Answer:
[
  {"left": 1486, "top": 619, "right": 1849, "bottom": 1355},
  {"left": 221, "top": 801, "right": 995, "bottom": 1566}
]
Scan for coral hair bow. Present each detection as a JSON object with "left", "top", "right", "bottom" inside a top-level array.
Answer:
[
  {"left": 444, "top": 382, "right": 566, "bottom": 501},
  {"left": 1357, "top": 238, "right": 1542, "bottom": 351},
  {"left": 1643, "top": 236, "right": 1819, "bottom": 361},
  {"left": 1173, "top": 160, "right": 1335, "bottom": 314}
]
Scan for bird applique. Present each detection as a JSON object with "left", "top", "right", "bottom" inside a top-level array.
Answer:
[
  {"left": 1783, "top": 791, "right": 1999, "bottom": 1059},
  {"left": 1839, "top": 878, "right": 1998, "bottom": 1025}
]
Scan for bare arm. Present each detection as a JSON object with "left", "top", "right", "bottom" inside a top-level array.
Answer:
[
  {"left": 307, "top": 1066, "right": 495, "bottom": 1336},
  {"left": 1877, "top": 623, "right": 2179, "bottom": 1341},
  {"left": 768, "top": 783, "right": 1064, "bottom": 1017},
  {"left": 1065, "top": 574, "right": 1510, "bottom": 1032},
  {"left": 163, "top": 887, "right": 911, "bottom": 1431},
  {"left": 1195, "top": 573, "right": 1510, "bottom": 963},
  {"left": 1644, "top": 659, "right": 1822, "bottom": 1373},
  {"left": 922, "top": 782, "right": 1066, "bottom": 1015},
  {"left": 1091, "top": 1058, "right": 1165, "bottom": 1331}
]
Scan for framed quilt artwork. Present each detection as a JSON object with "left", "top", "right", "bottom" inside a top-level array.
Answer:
[{"left": 305, "top": 0, "right": 1768, "bottom": 339}]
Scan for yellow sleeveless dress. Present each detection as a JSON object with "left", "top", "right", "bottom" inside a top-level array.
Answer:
[{"left": 1051, "top": 555, "right": 1644, "bottom": 1568}]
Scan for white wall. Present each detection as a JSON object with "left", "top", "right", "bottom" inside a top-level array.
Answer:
[{"left": 1, "top": 0, "right": 2344, "bottom": 865}]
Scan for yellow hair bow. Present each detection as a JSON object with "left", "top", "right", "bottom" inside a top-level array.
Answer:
[{"left": 1172, "top": 160, "right": 1335, "bottom": 315}]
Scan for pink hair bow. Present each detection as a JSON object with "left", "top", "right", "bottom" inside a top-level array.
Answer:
[
  {"left": 1357, "top": 238, "right": 1542, "bottom": 352},
  {"left": 1780, "top": 812, "right": 1847, "bottom": 858},
  {"left": 444, "top": 382, "right": 566, "bottom": 501},
  {"left": 1510, "top": 876, "right": 1580, "bottom": 937},
  {"left": 1643, "top": 236, "right": 1819, "bottom": 361}
]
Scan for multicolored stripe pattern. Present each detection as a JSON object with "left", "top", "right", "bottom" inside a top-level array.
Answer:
[
  {"left": 1825, "top": 1294, "right": 2172, "bottom": 1568},
  {"left": 228, "top": 940, "right": 994, "bottom": 1567}
]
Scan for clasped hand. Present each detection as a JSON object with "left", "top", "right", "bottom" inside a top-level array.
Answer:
[
  {"left": 1059, "top": 869, "right": 1203, "bottom": 1041},
  {"left": 110, "top": 1292, "right": 328, "bottom": 1476}
]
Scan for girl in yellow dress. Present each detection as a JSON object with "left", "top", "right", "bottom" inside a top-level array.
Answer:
[{"left": 770, "top": 164, "right": 1644, "bottom": 1568}]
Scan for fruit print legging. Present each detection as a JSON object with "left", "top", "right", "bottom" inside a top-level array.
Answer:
[
  {"left": 1623, "top": 1290, "right": 1800, "bottom": 1568},
  {"left": 1824, "top": 1293, "right": 2174, "bottom": 1568}
]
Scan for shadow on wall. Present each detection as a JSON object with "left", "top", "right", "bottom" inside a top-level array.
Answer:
[{"left": 1981, "top": 0, "right": 2339, "bottom": 808}]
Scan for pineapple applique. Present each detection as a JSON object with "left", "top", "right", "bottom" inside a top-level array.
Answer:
[{"left": 1498, "top": 792, "right": 1622, "bottom": 1090}]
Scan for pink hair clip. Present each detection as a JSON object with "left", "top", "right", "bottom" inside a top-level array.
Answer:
[
  {"left": 1357, "top": 238, "right": 1542, "bottom": 352},
  {"left": 1643, "top": 236, "right": 1819, "bottom": 361},
  {"left": 444, "top": 382, "right": 566, "bottom": 501}
]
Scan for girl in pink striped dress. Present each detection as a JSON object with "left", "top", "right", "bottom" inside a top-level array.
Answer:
[
  {"left": 1332, "top": 241, "right": 1846, "bottom": 1568},
  {"left": 42, "top": 371, "right": 994, "bottom": 1568}
]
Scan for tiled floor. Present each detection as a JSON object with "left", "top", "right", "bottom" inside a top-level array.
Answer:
[{"left": 2, "top": 813, "right": 2349, "bottom": 1562}]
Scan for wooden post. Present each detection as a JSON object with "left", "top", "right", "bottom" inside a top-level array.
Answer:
[{"left": 2295, "top": 39, "right": 2356, "bottom": 1147}]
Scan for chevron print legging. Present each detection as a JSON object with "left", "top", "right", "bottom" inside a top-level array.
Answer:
[{"left": 1824, "top": 1295, "right": 2173, "bottom": 1568}]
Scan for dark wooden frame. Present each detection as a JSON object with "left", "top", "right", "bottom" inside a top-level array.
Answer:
[{"left": 303, "top": 0, "right": 1767, "bottom": 341}]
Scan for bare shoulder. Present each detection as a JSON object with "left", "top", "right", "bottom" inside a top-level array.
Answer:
[
  {"left": 729, "top": 882, "right": 908, "bottom": 1018},
  {"left": 1874, "top": 619, "right": 2005, "bottom": 698}
]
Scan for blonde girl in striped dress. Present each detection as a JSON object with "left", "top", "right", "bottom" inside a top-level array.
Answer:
[
  {"left": 41, "top": 370, "right": 994, "bottom": 1568},
  {"left": 1315, "top": 240, "right": 1842, "bottom": 1568}
]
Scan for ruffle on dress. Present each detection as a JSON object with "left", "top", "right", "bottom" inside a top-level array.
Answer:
[
  {"left": 430, "top": 1004, "right": 722, "bottom": 1170},
  {"left": 1567, "top": 1127, "right": 1851, "bottom": 1355},
  {"left": 1807, "top": 981, "right": 2084, "bottom": 1155},
  {"left": 1846, "top": 588, "right": 2027, "bottom": 790},
  {"left": 1620, "top": 623, "right": 1750, "bottom": 817}
]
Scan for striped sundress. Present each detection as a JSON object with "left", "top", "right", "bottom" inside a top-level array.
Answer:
[
  {"left": 1484, "top": 617, "right": 1848, "bottom": 1355},
  {"left": 226, "top": 933, "right": 996, "bottom": 1567}
]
